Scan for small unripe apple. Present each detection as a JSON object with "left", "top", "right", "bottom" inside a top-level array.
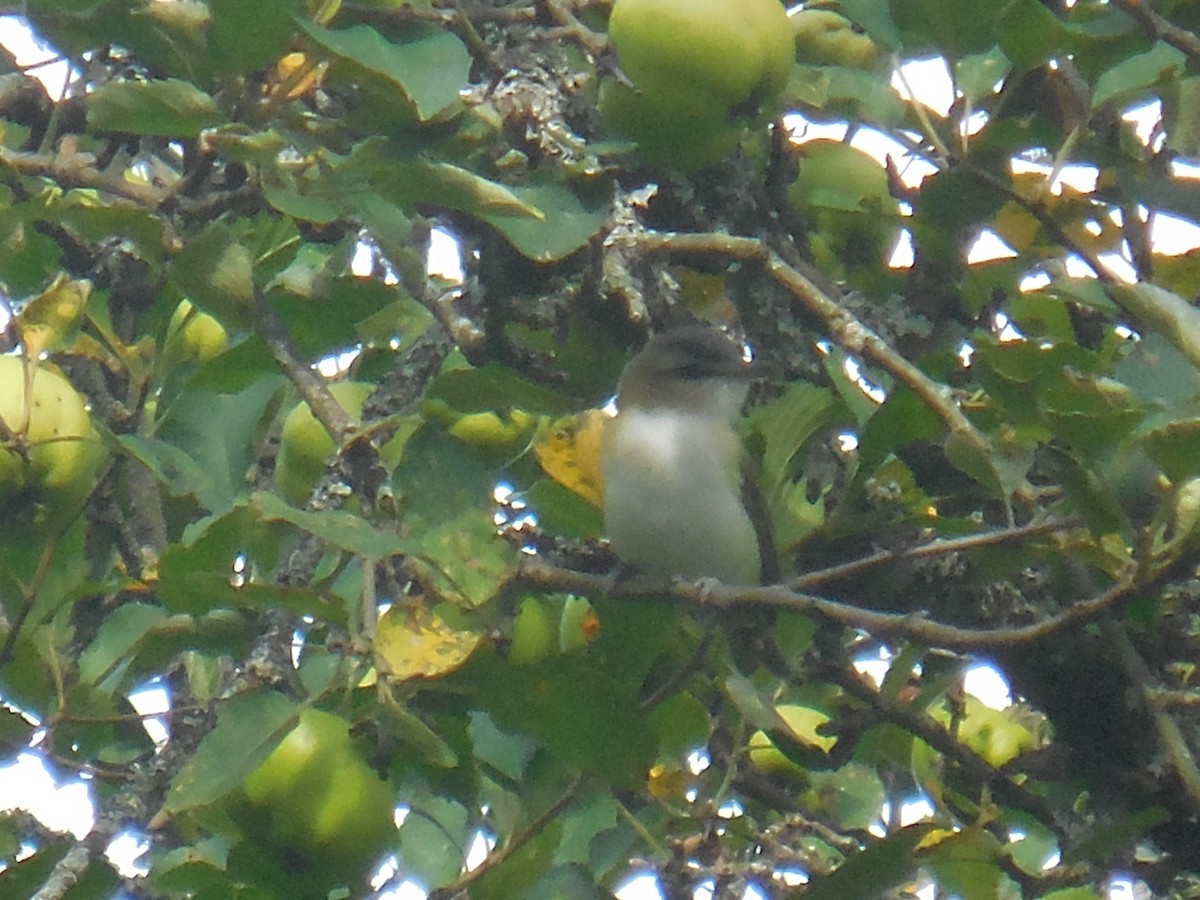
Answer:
[
  {"left": 791, "top": 8, "right": 880, "bottom": 70},
  {"left": 166, "top": 299, "right": 228, "bottom": 364},
  {"left": 0, "top": 354, "right": 107, "bottom": 503},
  {"left": 447, "top": 408, "right": 537, "bottom": 450},
  {"left": 598, "top": 79, "right": 743, "bottom": 173},
  {"left": 275, "top": 381, "right": 373, "bottom": 505},
  {"left": 559, "top": 595, "right": 599, "bottom": 652},
  {"left": 788, "top": 140, "right": 900, "bottom": 275},
  {"left": 243, "top": 708, "right": 352, "bottom": 806},
  {"left": 509, "top": 596, "right": 556, "bottom": 665},
  {"left": 240, "top": 708, "right": 394, "bottom": 879}
]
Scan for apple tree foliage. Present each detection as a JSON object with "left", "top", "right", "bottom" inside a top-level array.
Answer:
[{"left": 5, "top": 0, "right": 1200, "bottom": 898}]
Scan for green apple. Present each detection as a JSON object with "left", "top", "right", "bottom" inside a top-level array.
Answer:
[
  {"left": 598, "top": 79, "right": 743, "bottom": 173},
  {"left": 243, "top": 708, "right": 352, "bottom": 806},
  {"left": 791, "top": 8, "right": 880, "bottom": 70},
  {"left": 608, "top": 0, "right": 794, "bottom": 116},
  {"left": 274, "top": 381, "right": 374, "bottom": 505},
  {"left": 509, "top": 596, "right": 556, "bottom": 665},
  {"left": 788, "top": 139, "right": 900, "bottom": 275},
  {"left": 559, "top": 595, "right": 598, "bottom": 652},
  {"left": 306, "top": 752, "right": 394, "bottom": 854},
  {"left": 240, "top": 708, "right": 394, "bottom": 878},
  {"left": 0, "top": 354, "right": 107, "bottom": 502},
  {"left": 165, "top": 299, "right": 228, "bottom": 364},
  {"left": 603, "top": 0, "right": 794, "bottom": 171}
]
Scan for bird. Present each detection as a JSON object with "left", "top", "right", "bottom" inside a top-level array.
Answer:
[{"left": 601, "top": 324, "right": 776, "bottom": 586}]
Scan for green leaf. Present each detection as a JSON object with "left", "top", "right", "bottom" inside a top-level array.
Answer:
[
  {"left": 77, "top": 602, "right": 170, "bottom": 687},
  {"left": 167, "top": 223, "right": 256, "bottom": 330},
  {"left": 469, "top": 710, "right": 536, "bottom": 781},
  {"left": 1034, "top": 889, "right": 1104, "bottom": 900},
  {"left": 478, "top": 182, "right": 611, "bottom": 263},
  {"left": 470, "top": 820, "right": 561, "bottom": 900},
  {"left": 556, "top": 791, "right": 622, "bottom": 866},
  {"left": 1092, "top": 41, "right": 1187, "bottom": 110},
  {"left": 398, "top": 790, "right": 471, "bottom": 888},
  {"left": 144, "top": 838, "right": 232, "bottom": 894},
  {"left": 251, "top": 491, "right": 408, "bottom": 559},
  {"left": 163, "top": 691, "right": 300, "bottom": 813},
  {"left": 956, "top": 48, "right": 1012, "bottom": 105},
  {"left": 478, "top": 654, "right": 654, "bottom": 789},
  {"left": 646, "top": 692, "right": 710, "bottom": 757},
  {"left": 426, "top": 363, "right": 576, "bottom": 415},
  {"left": 117, "top": 433, "right": 221, "bottom": 506},
  {"left": 922, "top": 828, "right": 1009, "bottom": 900},
  {"left": 1062, "top": 806, "right": 1170, "bottom": 865},
  {"left": 297, "top": 21, "right": 470, "bottom": 121},
  {"left": 155, "top": 377, "right": 281, "bottom": 513},
  {"left": 808, "top": 761, "right": 887, "bottom": 831},
  {"left": 384, "top": 161, "right": 543, "bottom": 220},
  {"left": 1165, "top": 76, "right": 1200, "bottom": 156},
  {"left": 391, "top": 426, "right": 516, "bottom": 606},
  {"left": 997, "top": 0, "right": 1070, "bottom": 71},
  {"left": 87, "top": 79, "right": 221, "bottom": 137},
  {"left": 1142, "top": 419, "right": 1200, "bottom": 482},
  {"left": 271, "top": 277, "right": 399, "bottom": 358},
  {"left": 524, "top": 480, "right": 604, "bottom": 540},
  {"left": 857, "top": 388, "right": 945, "bottom": 475},
  {"left": 210, "top": 0, "right": 304, "bottom": 75},
  {"left": 892, "top": 0, "right": 1008, "bottom": 55},
  {"left": 798, "top": 823, "right": 935, "bottom": 900},
  {"left": 158, "top": 504, "right": 331, "bottom": 617}
]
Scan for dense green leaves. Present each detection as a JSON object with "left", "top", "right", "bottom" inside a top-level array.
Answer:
[{"left": 5, "top": 0, "right": 1200, "bottom": 898}]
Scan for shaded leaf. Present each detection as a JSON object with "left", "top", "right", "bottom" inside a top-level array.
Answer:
[
  {"left": 796, "top": 823, "right": 935, "bottom": 900},
  {"left": 88, "top": 79, "right": 221, "bottom": 137},
  {"left": 478, "top": 182, "right": 609, "bottom": 262},
  {"left": 163, "top": 691, "right": 299, "bottom": 813},
  {"left": 297, "top": 21, "right": 471, "bottom": 121}
]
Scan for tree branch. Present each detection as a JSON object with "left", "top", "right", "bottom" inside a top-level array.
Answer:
[
  {"left": 518, "top": 558, "right": 1137, "bottom": 652},
  {"left": 790, "top": 518, "right": 1077, "bottom": 591},
  {"left": 1109, "top": 623, "right": 1200, "bottom": 813},
  {"left": 1110, "top": 0, "right": 1200, "bottom": 63},
  {"left": 619, "top": 231, "right": 995, "bottom": 481},
  {"left": 0, "top": 143, "right": 164, "bottom": 208}
]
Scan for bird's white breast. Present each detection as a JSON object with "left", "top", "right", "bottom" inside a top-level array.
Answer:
[{"left": 601, "top": 407, "right": 760, "bottom": 585}]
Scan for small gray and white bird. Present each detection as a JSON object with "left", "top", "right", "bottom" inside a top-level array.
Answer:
[{"left": 601, "top": 324, "right": 774, "bottom": 586}]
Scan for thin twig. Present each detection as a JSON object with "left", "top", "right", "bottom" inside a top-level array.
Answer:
[
  {"left": 519, "top": 558, "right": 1137, "bottom": 651},
  {"left": 790, "top": 518, "right": 1078, "bottom": 591},
  {"left": 251, "top": 288, "right": 354, "bottom": 440},
  {"left": 0, "top": 144, "right": 164, "bottom": 208},
  {"left": 827, "top": 660, "right": 1058, "bottom": 828},
  {"left": 1110, "top": 0, "right": 1200, "bottom": 63},
  {"left": 1109, "top": 623, "right": 1200, "bottom": 812},
  {"left": 619, "top": 231, "right": 995, "bottom": 477},
  {"left": 641, "top": 630, "right": 714, "bottom": 712},
  {"left": 426, "top": 777, "right": 585, "bottom": 900},
  {"left": 1148, "top": 688, "right": 1200, "bottom": 708}
]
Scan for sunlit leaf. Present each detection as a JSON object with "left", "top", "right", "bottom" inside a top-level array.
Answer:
[{"left": 374, "top": 604, "right": 481, "bottom": 679}]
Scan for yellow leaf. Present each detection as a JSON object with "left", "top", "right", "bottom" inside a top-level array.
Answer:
[
  {"left": 271, "top": 52, "right": 326, "bottom": 100},
  {"left": 647, "top": 761, "right": 689, "bottom": 800},
  {"left": 991, "top": 201, "right": 1042, "bottom": 254},
  {"left": 532, "top": 409, "right": 607, "bottom": 507},
  {"left": 17, "top": 276, "right": 90, "bottom": 358},
  {"left": 775, "top": 703, "right": 838, "bottom": 752},
  {"left": 374, "top": 605, "right": 481, "bottom": 680}
]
